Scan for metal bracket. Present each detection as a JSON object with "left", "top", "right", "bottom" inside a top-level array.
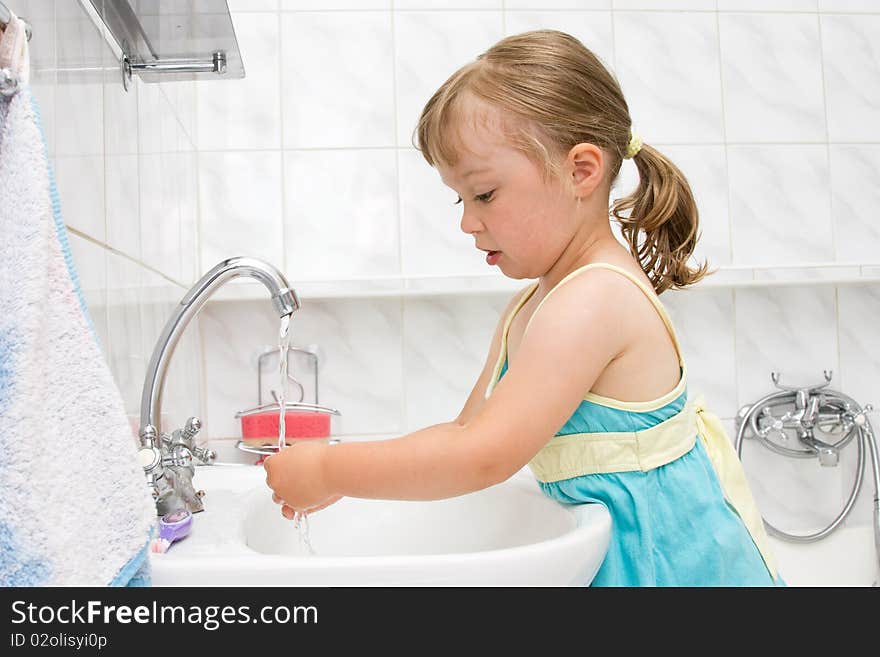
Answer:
[{"left": 121, "top": 50, "right": 227, "bottom": 91}]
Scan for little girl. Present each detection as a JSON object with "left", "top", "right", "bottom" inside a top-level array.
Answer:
[{"left": 265, "top": 29, "right": 783, "bottom": 587}]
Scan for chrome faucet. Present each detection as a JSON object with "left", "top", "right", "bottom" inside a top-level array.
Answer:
[{"left": 137, "top": 257, "right": 300, "bottom": 517}]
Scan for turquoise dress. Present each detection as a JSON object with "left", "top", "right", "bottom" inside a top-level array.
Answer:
[{"left": 489, "top": 264, "right": 784, "bottom": 587}]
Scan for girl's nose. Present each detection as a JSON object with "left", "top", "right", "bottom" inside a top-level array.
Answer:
[{"left": 460, "top": 209, "right": 484, "bottom": 235}]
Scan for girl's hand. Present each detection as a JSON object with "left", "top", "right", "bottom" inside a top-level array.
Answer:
[
  {"left": 263, "top": 441, "right": 335, "bottom": 513},
  {"left": 272, "top": 492, "right": 343, "bottom": 520}
]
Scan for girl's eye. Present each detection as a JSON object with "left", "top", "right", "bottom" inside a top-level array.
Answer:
[{"left": 453, "top": 190, "right": 494, "bottom": 205}]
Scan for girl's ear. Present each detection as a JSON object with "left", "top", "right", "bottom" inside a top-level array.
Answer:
[{"left": 567, "top": 142, "right": 604, "bottom": 198}]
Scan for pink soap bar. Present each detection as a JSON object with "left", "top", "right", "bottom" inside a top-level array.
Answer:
[{"left": 240, "top": 410, "right": 331, "bottom": 444}]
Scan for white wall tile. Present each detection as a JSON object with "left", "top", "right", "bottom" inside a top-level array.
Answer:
[
  {"left": 283, "top": 149, "right": 399, "bottom": 279},
  {"left": 105, "top": 154, "right": 140, "bottom": 259},
  {"left": 508, "top": 1, "right": 610, "bottom": 7},
  {"left": 68, "top": 232, "right": 110, "bottom": 365},
  {"left": 159, "top": 314, "right": 205, "bottom": 438},
  {"left": 395, "top": 11, "right": 504, "bottom": 147},
  {"left": 54, "top": 0, "right": 104, "bottom": 158},
  {"left": 104, "top": 55, "right": 139, "bottom": 157},
  {"left": 283, "top": 0, "right": 390, "bottom": 8},
  {"left": 718, "top": 0, "right": 818, "bottom": 9},
  {"left": 140, "top": 152, "right": 186, "bottom": 281},
  {"left": 290, "top": 297, "right": 404, "bottom": 436},
  {"left": 198, "top": 12, "right": 281, "bottom": 150},
  {"left": 281, "top": 11, "right": 395, "bottom": 148},
  {"left": 821, "top": 14, "right": 880, "bottom": 142},
  {"left": 734, "top": 286, "right": 839, "bottom": 410},
  {"left": 719, "top": 13, "right": 826, "bottom": 142},
  {"left": 503, "top": 10, "right": 615, "bottom": 69},
  {"left": 402, "top": 294, "right": 508, "bottom": 431},
  {"left": 818, "top": 0, "right": 880, "bottom": 10},
  {"left": 837, "top": 285, "right": 880, "bottom": 416},
  {"left": 177, "top": 151, "right": 200, "bottom": 284},
  {"left": 105, "top": 253, "right": 145, "bottom": 420},
  {"left": 830, "top": 146, "right": 880, "bottom": 262},
  {"left": 230, "top": 0, "right": 279, "bottom": 11},
  {"left": 199, "top": 151, "right": 284, "bottom": 269},
  {"left": 728, "top": 145, "right": 833, "bottom": 265},
  {"left": 397, "top": 1, "right": 500, "bottom": 7},
  {"left": 159, "top": 82, "right": 197, "bottom": 151},
  {"left": 836, "top": 284, "right": 880, "bottom": 529},
  {"left": 55, "top": 154, "right": 106, "bottom": 241},
  {"left": 137, "top": 82, "right": 184, "bottom": 156},
  {"left": 614, "top": 12, "right": 725, "bottom": 143},
  {"left": 613, "top": 0, "right": 713, "bottom": 8},
  {"left": 663, "top": 287, "right": 737, "bottom": 418},
  {"left": 199, "top": 300, "right": 277, "bottom": 440}
]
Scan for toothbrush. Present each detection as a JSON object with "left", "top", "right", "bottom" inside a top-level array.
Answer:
[{"left": 149, "top": 508, "right": 193, "bottom": 554}]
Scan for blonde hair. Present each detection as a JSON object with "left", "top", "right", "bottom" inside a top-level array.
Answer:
[{"left": 415, "top": 30, "right": 709, "bottom": 294}]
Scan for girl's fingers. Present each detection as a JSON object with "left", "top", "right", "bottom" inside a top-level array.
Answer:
[
  {"left": 281, "top": 504, "right": 295, "bottom": 520},
  {"left": 272, "top": 492, "right": 283, "bottom": 505}
]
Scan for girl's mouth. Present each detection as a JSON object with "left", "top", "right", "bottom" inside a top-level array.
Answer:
[{"left": 486, "top": 251, "right": 501, "bottom": 266}]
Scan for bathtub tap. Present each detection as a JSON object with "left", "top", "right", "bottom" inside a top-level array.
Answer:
[{"left": 137, "top": 257, "right": 300, "bottom": 517}]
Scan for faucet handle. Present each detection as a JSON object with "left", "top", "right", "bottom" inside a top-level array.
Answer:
[
  {"left": 757, "top": 406, "right": 788, "bottom": 442},
  {"left": 183, "top": 416, "right": 202, "bottom": 440},
  {"left": 192, "top": 446, "right": 216, "bottom": 465},
  {"left": 163, "top": 446, "right": 193, "bottom": 468},
  {"left": 853, "top": 404, "right": 874, "bottom": 427}
]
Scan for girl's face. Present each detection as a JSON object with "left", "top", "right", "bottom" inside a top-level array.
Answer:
[{"left": 436, "top": 106, "right": 579, "bottom": 280}]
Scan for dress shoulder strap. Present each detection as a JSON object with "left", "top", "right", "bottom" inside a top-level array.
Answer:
[
  {"left": 485, "top": 283, "right": 539, "bottom": 398},
  {"left": 523, "top": 262, "right": 684, "bottom": 365}
]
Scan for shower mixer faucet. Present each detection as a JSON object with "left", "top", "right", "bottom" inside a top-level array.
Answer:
[{"left": 735, "top": 371, "right": 879, "bottom": 583}]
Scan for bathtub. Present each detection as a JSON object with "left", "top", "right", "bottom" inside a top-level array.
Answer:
[{"left": 769, "top": 527, "right": 878, "bottom": 587}]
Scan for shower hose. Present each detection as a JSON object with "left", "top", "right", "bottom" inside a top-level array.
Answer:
[{"left": 734, "top": 383, "right": 880, "bottom": 581}]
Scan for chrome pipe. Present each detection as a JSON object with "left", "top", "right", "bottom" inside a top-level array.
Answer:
[
  {"left": 128, "top": 51, "right": 226, "bottom": 75},
  {"left": 139, "top": 257, "right": 300, "bottom": 435}
]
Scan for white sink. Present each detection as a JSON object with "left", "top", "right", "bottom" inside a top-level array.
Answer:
[{"left": 149, "top": 462, "right": 611, "bottom": 586}]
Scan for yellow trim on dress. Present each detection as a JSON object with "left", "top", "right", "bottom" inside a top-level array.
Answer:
[
  {"left": 528, "top": 398, "right": 699, "bottom": 481},
  {"left": 484, "top": 262, "right": 687, "bottom": 410},
  {"left": 484, "top": 282, "right": 539, "bottom": 399}
]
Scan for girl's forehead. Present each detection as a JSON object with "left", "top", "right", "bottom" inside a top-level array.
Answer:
[
  {"left": 444, "top": 111, "right": 518, "bottom": 174},
  {"left": 452, "top": 100, "right": 509, "bottom": 153}
]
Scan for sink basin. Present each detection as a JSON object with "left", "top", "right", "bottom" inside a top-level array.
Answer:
[{"left": 149, "top": 461, "right": 611, "bottom": 586}]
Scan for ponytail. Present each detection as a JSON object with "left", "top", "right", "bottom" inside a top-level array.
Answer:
[{"left": 611, "top": 143, "right": 711, "bottom": 294}]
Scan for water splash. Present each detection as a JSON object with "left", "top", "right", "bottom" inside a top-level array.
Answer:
[
  {"left": 293, "top": 511, "right": 315, "bottom": 556},
  {"left": 277, "top": 314, "right": 315, "bottom": 555},
  {"left": 277, "top": 314, "right": 291, "bottom": 452}
]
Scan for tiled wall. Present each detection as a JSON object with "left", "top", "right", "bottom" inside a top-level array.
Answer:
[
  {"left": 11, "top": 1, "right": 879, "bottom": 537},
  {"left": 196, "top": 1, "right": 880, "bottom": 536},
  {"left": 9, "top": 0, "right": 204, "bottom": 438}
]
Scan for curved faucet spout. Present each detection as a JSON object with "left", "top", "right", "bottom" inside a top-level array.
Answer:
[{"left": 139, "top": 257, "right": 300, "bottom": 435}]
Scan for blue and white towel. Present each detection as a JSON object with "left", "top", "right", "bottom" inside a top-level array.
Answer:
[{"left": 0, "top": 13, "right": 156, "bottom": 586}]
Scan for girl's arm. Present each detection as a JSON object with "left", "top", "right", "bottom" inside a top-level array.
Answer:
[{"left": 264, "top": 270, "right": 630, "bottom": 511}]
